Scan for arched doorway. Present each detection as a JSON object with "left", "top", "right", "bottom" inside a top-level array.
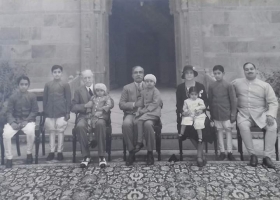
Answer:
[{"left": 109, "top": 0, "right": 176, "bottom": 89}]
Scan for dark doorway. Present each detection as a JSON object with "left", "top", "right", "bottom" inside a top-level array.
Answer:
[{"left": 109, "top": 0, "right": 176, "bottom": 88}]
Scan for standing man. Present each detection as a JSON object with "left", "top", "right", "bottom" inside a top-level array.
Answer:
[
  {"left": 71, "top": 69, "right": 113, "bottom": 168},
  {"left": 232, "top": 62, "right": 278, "bottom": 168},
  {"left": 119, "top": 66, "right": 158, "bottom": 166}
]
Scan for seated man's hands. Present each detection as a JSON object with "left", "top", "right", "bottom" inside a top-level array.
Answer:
[
  {"left": 139, "top": 108, "right": 148, "bottom": 115},
  {"left": 11, "top": 122, "right": 20, "bottom": 130},
  {"left": 84, "top": 101, "right": 93, "bottom": 108},
  {"left": 266, "top": 115, "right": 275, "bottom": 126},
  {"left": 94, "top": 111, "right": 103, "bottom": 117},
  {"left": 64, "top": 114, "right": 70, "bottom": 121}
]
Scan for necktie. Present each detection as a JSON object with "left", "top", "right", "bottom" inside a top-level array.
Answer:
[{"left": 88, "top": 88, "right": 93, "bottom": 96}]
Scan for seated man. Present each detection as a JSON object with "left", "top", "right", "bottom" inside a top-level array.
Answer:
[
  {"left": 119, "top": 66, "right": 159, "bottom": 166},
  {"left": 232, "top": 62, "right": 278, "bottom": 168},
  {"left": 71, "top": 69, "right": 114, "bottom": 168},
  {"left": 3, "top": 75, "right": 39, "bottom": 168}
]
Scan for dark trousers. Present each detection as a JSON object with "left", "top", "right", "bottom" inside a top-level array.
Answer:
[
  {"left": 122, "top": 114, "right": 155, "bottom": 152},
  {"left": 76, "top": 118, "right": 106, "bottom": 157}
]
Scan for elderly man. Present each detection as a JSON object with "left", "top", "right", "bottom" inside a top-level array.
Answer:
[
  {"left": 232, "top": 62, "right": 278, "bottom": 168},
  {"left": 71, "top": 70, "right": 114, "bottom": 168},
  {"left": 119, "top": 66, "right": 158, "bottom": 166}
]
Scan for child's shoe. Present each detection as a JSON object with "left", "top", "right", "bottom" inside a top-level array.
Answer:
[
  {"left": 80, "top": 156, "right": 91, "bottom": 168},
  {"left": 26, "top": 154, "right": 33, "bottom": 164},
  {"left": 46, "top": 152, "right": 55, "bottom": 161},
  {"left": 227, "top": 152, "right": 235, "bottom": 161},
  {"left": 57, "top": 153, "right": 64, "bottom": 161},
  {"left": 218, "top": 152, "right": 226, "bottom": 161},
  {"left": 197, "top": 157, "right": 204, "bottom": 167},
  {"left": 134, "top": 142, "right": 144, "bottom": 153},
  {"left": 5, "top": 159, "right": 12, "bottom": 168},
  {"left": 99, "top": 157, "right": 107, "bottom": 168}
]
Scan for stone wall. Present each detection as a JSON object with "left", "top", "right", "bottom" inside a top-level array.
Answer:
[
  {"left": 0, "top": 0, "right": 81, "bottom": 89},
  {"left": 201, "top": 0, "right": 280, "bottom": 82}
]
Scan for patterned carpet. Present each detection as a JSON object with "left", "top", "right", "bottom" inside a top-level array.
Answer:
[{"left": 1, "top": 162, "right": 280, "bottom": 200}]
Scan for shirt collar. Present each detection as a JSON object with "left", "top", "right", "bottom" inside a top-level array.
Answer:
[
  {"left": 86, "top": 84, "right": 93, "bottom": 91},
  {"left": 134, "top": 82, "right": 143, "bottom": 88}
]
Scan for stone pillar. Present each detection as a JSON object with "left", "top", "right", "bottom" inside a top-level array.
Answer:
[
  {"left": 170, "top": 0, "right": 204, "bottom": 84},
  {"left": 80, "top": 0, "right": 112, "bottom": 87}
]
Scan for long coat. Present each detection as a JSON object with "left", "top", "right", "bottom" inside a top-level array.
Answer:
[{"left": 136, "top": 87, "right": 162, "bottom": 120}]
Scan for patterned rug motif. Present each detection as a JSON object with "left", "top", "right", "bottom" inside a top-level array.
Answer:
[{"left": 0, "top": 162, "right": 280, "bottom": 200}]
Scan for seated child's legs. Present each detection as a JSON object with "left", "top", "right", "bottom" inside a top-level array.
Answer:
[
  {"left": 137, "top": 120, "right": 144, "bottom": 143},
  {"left": 22, "top": 122, "right": 36, "bottom": 155},
  {"left": 3, "top": 123, "right": 19, "bottom": 159}
]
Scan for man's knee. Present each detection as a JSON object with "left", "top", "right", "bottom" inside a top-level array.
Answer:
[
  {"left": 144, "top": 121, "right": 154, "bottom": 130},
  {"left": 238, "top": 121, "right": 251, "bottom": 132},
  {"left": 122, "top": 117, "right": 133, "bottom": 129},
  {"left": 3, "top": 124, "right": 16, "bottom": 139},
  {"left": 96, "top": 119, "right": 106, "bottom": 128}
]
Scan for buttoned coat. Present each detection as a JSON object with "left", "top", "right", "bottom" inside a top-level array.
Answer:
[
  {"left": 136, "top": 87, "right": 162, "bottom": 120},
  {"left": 72, "top": 86, "right": 114, "bottom": 122},
  {"left": 119, "top": 82, "right": 145, "bottom": 115}
]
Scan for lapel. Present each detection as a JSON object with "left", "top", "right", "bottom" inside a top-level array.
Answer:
[{"left": 81, "top": 86, "right": 91, "bottom": 103}]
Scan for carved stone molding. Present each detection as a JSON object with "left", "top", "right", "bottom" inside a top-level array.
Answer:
[{"left": 80, "top": 0, "right": 112, "bottom": 87}]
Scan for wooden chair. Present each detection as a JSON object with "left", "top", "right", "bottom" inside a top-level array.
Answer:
[
  {"left": 72, "top": 113, "right": 112, "bottom": 163},
  {"left": 122, "top": 118, "right": 163, "bottom": 161},
  {"left": 178, "top": 116, "right": 218, "bottom": 161},
  {"left": 0, "top": 112, "right": 43, "bottom": 165},
  {"left": 236, "top": 124, "right": 279, "bottom": 161}
]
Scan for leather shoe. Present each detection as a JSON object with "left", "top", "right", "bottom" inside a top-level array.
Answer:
[
  {"left": 126, "top": 151, "right": 134, "bottom": 166},
  {"left": 263, "top": 156, "right": 275, "bottom": 169},
  {"left": 26, "top": 154, "right": 33, "bottom": 164},
  {"left": 249, "top": 154, "right": 258, "bottom": 167},
  {"left": 146, "top": 151, "right": 154, "bottom": 165},
  {"left": 5, "top": 159, "right": 12, "bottom": 168},
  {"left": 134, "top": 142, "right": 144, "bottom": 153}
]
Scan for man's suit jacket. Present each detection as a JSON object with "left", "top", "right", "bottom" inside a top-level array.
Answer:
[
  {"left": 71, "top": 85, "right": 114, "bottom": 122},
  {"left": 119, "top": 82, "right": 144, "bottom": 115}
]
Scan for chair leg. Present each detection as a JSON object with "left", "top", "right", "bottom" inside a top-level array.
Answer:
[
  {"left": 205, "top": 142, "right": 208, "bottom": 153},
  {"left": 16, "top": 133, "right": 21, "bottom": 156},
  {"left": 35, "top": 130, "right": 40, "bottom": 164},
  {"left": 156, "top": 131, "right": 161, "bottom": 161},
  {"left": 237, "top": 128, "right": 244, "bottom": 161},
  {"left": 214, "top": 131, "right": 218, "bottom": 157},
  {"left": 123, "top": 138, "right": 126, "bottom": 161},
  {"left": 72, "top": 128, "right": 76, "bottom": 163},
  {"left": 275, "top": 134, "right": 279, "bottom": 161},
  {"left": 0, "top": 133, "right": 4, "bottom": 165},
  {"left": 179, "top": 137, "right": 183, "bottom": 161},
  {"left": 106, "top": 127, "right": 112, "bottom": 162},
  {"left": 42, "top": 129, "right": 45, "bottom": 156}
]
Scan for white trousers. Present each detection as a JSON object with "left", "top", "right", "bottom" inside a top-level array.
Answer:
[
  {"left": 3, "top": 122, "right": 35, "bottom": 159},
  {"left": 215, "top": 120, "right": 233, "bottom": 153},
  {"left": 238, "top": 118, "right": 277, "bottom": 158},
  {"left": 44, "top": 117, "right": 67, "bottom": 153}
]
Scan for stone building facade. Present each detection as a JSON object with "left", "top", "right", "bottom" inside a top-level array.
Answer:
[{"left": 1, "top": 0, "right": 280, "bottom": 89}]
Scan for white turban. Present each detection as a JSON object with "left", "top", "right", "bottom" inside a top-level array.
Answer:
[
  {"left": 144, "top": 74, "right": 156, "bottom": 83},
  {"left": 94, "top": 83, "right": 107, "bottom": 93}
]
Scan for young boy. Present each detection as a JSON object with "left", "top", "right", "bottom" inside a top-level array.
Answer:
[
  {"left": 208, "top": 65, "right": 237, "bottom": 161},
  {"left": 134, "top": 74, "right": 162, "bottom": 165},
  {"left": 3, "top": 75, "right": 39, "bottom": 168},
  {"left": 43, "top": 65, "right": 71, "bottom": 161}
]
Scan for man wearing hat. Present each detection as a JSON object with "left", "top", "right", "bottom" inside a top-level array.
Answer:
[{"left": 119, "top": 66, "right": 160, "bottom": 166}]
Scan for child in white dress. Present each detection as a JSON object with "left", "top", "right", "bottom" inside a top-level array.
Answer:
[{"left": 179, "top": 86, "right": 206, "bottom": 142}]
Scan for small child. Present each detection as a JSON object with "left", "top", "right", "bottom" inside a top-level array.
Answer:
[
  {"left": 43, "top": 65, "right": 71, "bottom": 161},
  {"left": 208, "top": 65, "right": 237, "bottom": 161},
  {"left": 86, "top": 83, "right": 112, "bottom": 131},
  {"left": 179, "top": 86, "right": 206, "bottom": 142},
  {"left": 3, "top": 75, "right": 39, "bottom": 168},
  {"left": 134, "top": 74, "right": 162, "bottom": 158}
]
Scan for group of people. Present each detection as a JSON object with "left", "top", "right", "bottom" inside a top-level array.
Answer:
[{"left": 1, "top": 63, "right": 278, "bottom": 170}]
